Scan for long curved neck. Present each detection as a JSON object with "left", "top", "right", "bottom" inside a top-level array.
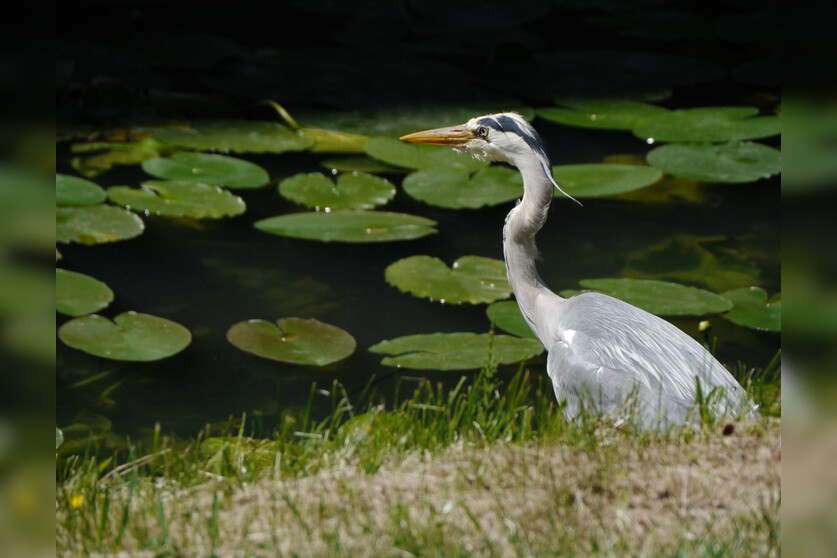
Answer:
[{"left": 503, "top": 155, "right": 560, "bottom": 332}]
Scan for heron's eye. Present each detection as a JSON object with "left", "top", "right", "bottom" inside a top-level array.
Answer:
[{"left": 477, "top": 126, "right": 488, "bottom": 138}]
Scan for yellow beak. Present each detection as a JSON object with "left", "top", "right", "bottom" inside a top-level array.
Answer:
[{"left": 399, "top": 125, "right": 474, "bottom": 146}]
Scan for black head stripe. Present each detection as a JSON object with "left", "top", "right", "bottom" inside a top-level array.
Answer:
[{"left": 478, "top": 114, "right": 545, "bottom": 155}]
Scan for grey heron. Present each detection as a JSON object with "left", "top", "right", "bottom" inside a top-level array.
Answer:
[{"left": 401, "top": 112, "right": 756, "bottom": 428}]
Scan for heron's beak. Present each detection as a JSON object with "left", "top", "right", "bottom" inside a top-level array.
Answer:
[{"left": 399, "top": 125, "right": 474, "bottom": 146}]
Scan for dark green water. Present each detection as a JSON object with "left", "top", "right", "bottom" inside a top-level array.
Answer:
[
  {"left": 56, "top": 1, "right": 780, "bottom": 449},
  {"left": 56, "top": 126, "right": 780, "bottom": 445}
]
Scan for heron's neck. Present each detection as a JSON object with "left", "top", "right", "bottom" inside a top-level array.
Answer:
[{"left": 502, "top": 156, "right": 559, "bottom": 316}]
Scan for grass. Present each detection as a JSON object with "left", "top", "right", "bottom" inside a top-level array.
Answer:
[{"left": 56, "top": 350, "right": 781, "bottom": 557}]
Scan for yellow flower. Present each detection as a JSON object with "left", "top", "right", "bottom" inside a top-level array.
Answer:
[{"left": 70, "top": 494, "right": 84, "bottom": 509}]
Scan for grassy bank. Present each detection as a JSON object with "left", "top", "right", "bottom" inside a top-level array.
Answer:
[{"left": 56, "top": 356, "right": 781, "bottom": 556}]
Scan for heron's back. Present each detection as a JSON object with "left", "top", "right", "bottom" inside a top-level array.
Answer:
[{"left": 537, "top": 292, "right": 752, "bottom": 425}]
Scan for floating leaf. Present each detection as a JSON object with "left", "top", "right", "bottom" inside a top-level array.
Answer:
[
  {"left": 553, "top": 164, "right": 662, "bottom": 198},
  {"left": 57, "top": 205, "right": 145, "bottom": 245},
  {"left": 364, "top": 137, "right": 487, "bottom": 172},
  {"left": 145, "top": 120, "right": 313, "bottom": 153},
  {"left": 633, "top": 107, "right": 780, "bottom": 142},
  {"left": 58, "top": 312, "right": 192, "bottom": 361},
  {"left": 385, "top": 255, "right": 511, "bottom": 304},
  {"left": 402, "top": 166, "right": 523, "bottom": 209},
  {"left": 70, "top": 139, "right": 162, "bottom": 178},
  {"left": 56, "top": 174, "right": 106, "bottom": 206},
  {"left": 537, "top": 98, "right": 669, "bottom": 130},
  {"left": 486, "top": 301, "right": 537, "bottom": 338},
  {"left": 721, "top": 287, "right": 781, "bottom": 332},
  {"left": 142, "top": 152, "right": 269, "bottom": 189},
  {"left": 369, "top": 332, "right": 543, "bottom": 370},
  {"left": 107, "top": 180, "right": 246, "bottom": 219},
  {"left": 646, "top": 142, "right": 781, "bottom": 183},
  {"left": 56, "top": 269, "right": 114, "bottom": 316},
  {"left": 278, "top": 172, "right": 395, "bottom": 210},
  {"left": 254, "top": 210, "right": 436, "bottom": 243},
  {"left": 226, "top": 317, "right": 356, "bottom": 366},
  {"left": 560, "top": 278, "right": 732, "bottom": 316}
]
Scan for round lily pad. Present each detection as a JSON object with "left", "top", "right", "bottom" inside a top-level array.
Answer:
[
  {"left": 646, "top": 142, "right": 781, "bottom": 183},
  {"left": 486, "top": 301, "right": 537, "bottom": 338},
  {"left": 560, "top": 278, "right": 733, "bottom": 316},
  {"left": 226, "top": 317, "right": 356, "bottom": 366},
  {"left": 369, "top": 332, "right": 544, "bottom": 370},
  {"left": 721, "top": 287, "right": 781, "bottom": 332},
  {"left": 254, "top": 210, "right": 437, "bottom": 243},
  {"left": 633, "top": 107, "right": 780, "bottom": 143},
  {"left": 553, "top": 164, "right": 662, "bottom": 198},
  {"left": 107, "top": 180, "right": 246, "bottom": 219},
  {"left": 536, "top": 98, "right": 669, "bottom": 130},
  {"left": 146, "top": 120, "right": 313, "bottom": 153},
  {"left": 56, "top": 174, "right": 106, "bottom": 206},
  {"left": 278, "top": 171, "right": 396, "bottom": 210},
  {"left": 142, "top": 152, "right": 270, "bottom": 189},
  {"left": 364, "top": 137, "right": 487, "bottom": 172},
  {"left": 57, "top": 205, "right": 145, "bottom": 245},
  {"left": 58, "top": 312, "right": 192, "bottom": 361},
  {"left": 402, "top": 166, "right": 524, "bottom": 209},
  {"left": 56, "top": 269, "right": 114, "bottom": 316},
  {"left": 385, "top": 255, "right": 511, "bottom": 304}
]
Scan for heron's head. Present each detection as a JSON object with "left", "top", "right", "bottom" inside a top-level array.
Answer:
[
  {"left": 400, "top": 112, "right": 581, "bottom": 205},
  {"left": 399, "top": 112, "right": 545, "bottom": 167}
]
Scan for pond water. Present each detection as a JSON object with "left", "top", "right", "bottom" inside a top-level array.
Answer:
[
  {"left": 56, "top": 112, "right": 780, "bottom": 446},
  {"left": 55, "top": 0, "right": 782, "bottom": 450}
]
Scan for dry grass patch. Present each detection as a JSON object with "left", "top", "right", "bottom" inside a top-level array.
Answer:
[{"left": 63, "top": 420, "right": 779, "bottom": 557}]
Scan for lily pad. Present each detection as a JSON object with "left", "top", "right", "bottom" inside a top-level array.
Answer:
[
  {"left": 58, "top": 312, "right": 192, "bottom": 361},
  {"left": 646, "top": 142, "right": 781, "bottom": 183},
  {"left": 300, "top": 127, "right": 369, "bottom": 153},
  {"left": 553, "top": 164, "right": 663, "bottom": 198},
  {"left": 56, "top": 269, "right": 114, "bottom": 316},
  {"left": 364, "top": 137, "right": 487, "bottom": 172},
  {"left": 721, "top": 287, "right": 781, "bottom": 332},
  {"left": 385, "top": 255, "right": 511, "bottom": 304},
  {"left": 486, "top": 301, "right": 537, "bottom": 338},
  {"left": 560, "top": 278, "right": 732, "bottom": 316},
  {"left": 536, "top": 98, "right": 669, "bottom": 130},
  {"left": 145, "top": 120, "right": 314, "bottom": 153},
  {"left": 278, "top": 171, "right": 396, "bottom": 210},
  {"left": 226, "top": 317, "right": 356, "bottom": 366},
  {"left": 402, "top": 166, "right": 524, "bottom": 209},
  {"left": 57, "top": 205, "right": 145, "bottom": 245},
  {"left": 107, "top": 180, "right": 246, "bottom": 219},
  {"left": 633, "top": 107, "right": 780, "bottom": 143},
  {"left": 70, "top": 139, "right": 163, "bottom": 178},
  {"left": 142, "top": 152, "right": 270, "bottom": 189},
  {"left": 254, "top": 210, "right": 437, "bottom": 243},
  {"left": 56, "top": 174, "right": 106, "bottom": 206},
  {"left": 369, "top": 332, "right": 544, "bottom": 370}
]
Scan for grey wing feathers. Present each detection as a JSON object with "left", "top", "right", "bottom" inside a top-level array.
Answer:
[{"left": 543, "top": 292, "right": 752, "bottom": 426}]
